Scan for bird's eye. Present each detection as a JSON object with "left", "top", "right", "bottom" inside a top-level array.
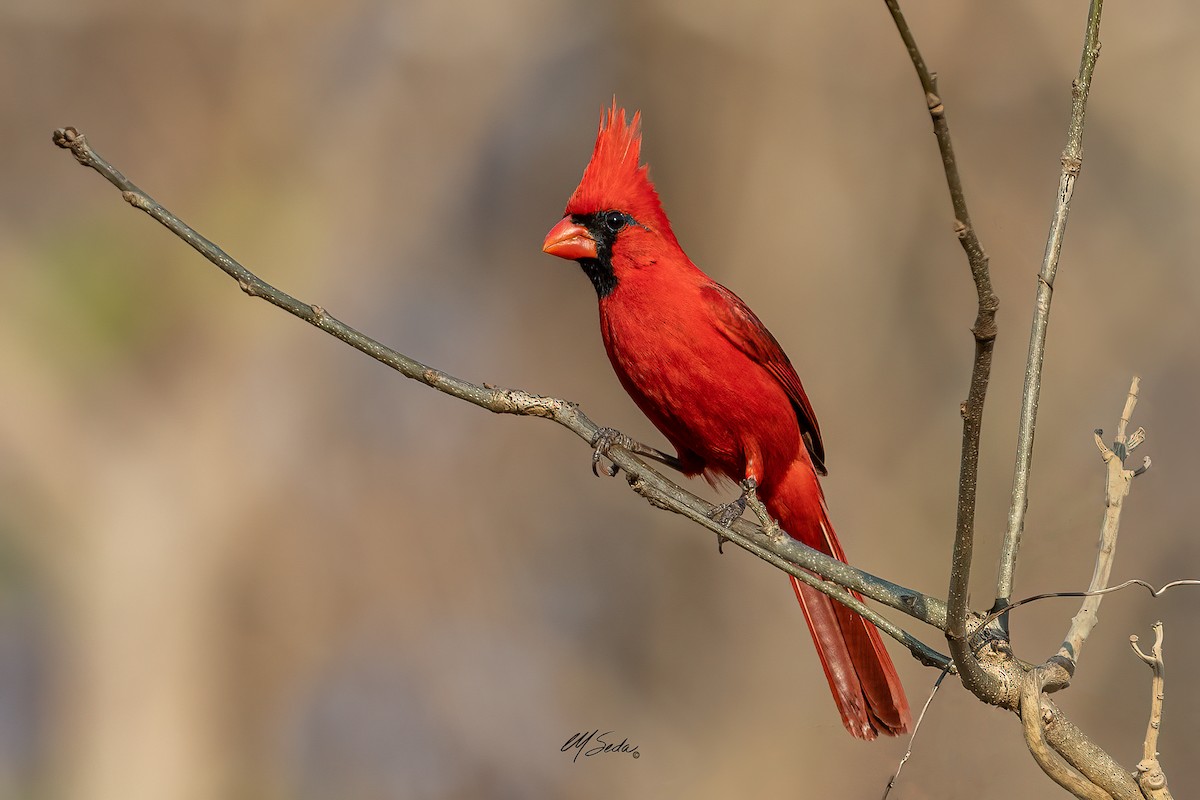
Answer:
[{"left": 604, "top": 211, "right": 627, "bottom": 233}]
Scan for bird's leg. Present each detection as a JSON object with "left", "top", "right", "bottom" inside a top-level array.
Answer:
[
  {"left": 590, "top": 427, "right": 683, "bottom": 477},
  {"left": 634, "top": 444, "right": 684, "bottom": 472},
  {"left": 739, "top": 477, "right": 782, "bottom": 540}
]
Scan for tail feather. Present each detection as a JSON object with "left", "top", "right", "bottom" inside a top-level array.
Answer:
[
  {"left": 766, "top": 461, "right": 911, "bottom": 740},
  {"left": 789, "top": 576, "right": 909, "bottom": 738}
]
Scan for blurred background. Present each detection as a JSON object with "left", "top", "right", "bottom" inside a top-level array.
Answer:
[{"left": 2, "top": 1, "right": 1198, "bottom": 797}]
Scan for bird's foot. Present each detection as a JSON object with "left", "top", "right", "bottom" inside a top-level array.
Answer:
[
  {"left": 591, "top": 427, "right": 685, "bottom": 476},
  {"left": 708, "top": 495, "right": 747, "bottom": 554},
  {"left": 707, "top": 480, "right": 783, "bottom": 553},
  {"left": 709, "top": 495, "right": 747, "bottom": 527},
  {"left": 591, "top": 427, "right": 634, "bottom": 477}
]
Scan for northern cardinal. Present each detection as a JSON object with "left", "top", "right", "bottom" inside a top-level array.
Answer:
[{"left": 542, "top": 103, "right": 910, "bottom": 739}]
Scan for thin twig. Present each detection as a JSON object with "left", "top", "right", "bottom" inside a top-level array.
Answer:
[
  {"left": 995, "top": 0, "right": 1105, "bottom": 614},
  {"left": 1130, "top": 622, "right": 1172, "bottom": 799},
  {"left": 883, "top": 0, "right": 1000, "bottom": 701},
  {"left": 50, "top": 126, "right": 952, "bottom": 667},
  {"left": 975, "top": 578, "right": 1200, "bottom": 632},
  {"left": 881, "top": 668, "right": 950, "bottom": 800},
  {"left": 1045, "top": 377, "right": 1147, "bottom": 687}
]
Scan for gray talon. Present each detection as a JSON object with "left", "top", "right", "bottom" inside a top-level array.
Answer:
[{"left": 591, "top": 427, "right": 630, "bottom": 477}]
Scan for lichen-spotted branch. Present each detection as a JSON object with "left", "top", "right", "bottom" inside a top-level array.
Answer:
[{"left": 883, "top": 0, "right": 1000, "bottom": 700}]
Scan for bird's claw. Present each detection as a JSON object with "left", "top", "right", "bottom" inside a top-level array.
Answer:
[
  {"left": 709, "top": 496, "right": 747, "bottom": 527},
  {"left": 709, "top": 495, "right": 747, "bottom": 554},
  {"left": 591, "top": 426, "right": 632, "bottom": 477},
  {"left": 708, "top": 478, "right": 782, "bottom": 551}
]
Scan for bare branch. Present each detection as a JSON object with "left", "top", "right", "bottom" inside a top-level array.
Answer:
[
  {"left": 881, "top": 668, "right": 950, "bottom": 799},
  {"left": 883, "top": 0, "right": 1000, "bottom": 700},
  {"left": 996, "top": 0, "right": 1105, "bottom": 612},
  {"left": 50, "top": 126, "right": 951, "bottom": 668},
  {"left": 1130, "top": 622, "right": 1172, "bottom": 799},
  {"left": 1020, "top": 667, "right": 1110, "bottom": 800},
  {"left": 1037, "top": 695, "right": 1143, "bottom": 799},
  {"left": 1046, "top": 377, "right": 1147, "bottom": 685},
  {"left": 1010, "top": 377, "right": 1159, "bottom": 799}
]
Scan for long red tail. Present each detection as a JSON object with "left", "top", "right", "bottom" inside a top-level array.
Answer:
[{"left": 763, "top": 460, "right": 911, "bottom": 740}]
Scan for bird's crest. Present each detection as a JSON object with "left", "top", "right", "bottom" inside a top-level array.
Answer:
[{"left": 564, "top": 101, "right": 674, "bottom": 237}]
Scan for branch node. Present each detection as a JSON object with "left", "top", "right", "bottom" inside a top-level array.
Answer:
[
  {"left": 1132, "top": 456, "right": 1151, "bottom": 477},
  {"left": 52, "top": 126, "right": 91, "bottom": 165},
  {"left": 1136, "top": 762, "right": 1166, "bottom": 791}
]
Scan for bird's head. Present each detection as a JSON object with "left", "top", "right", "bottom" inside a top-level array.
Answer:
[{"left": 542, "top": 101, "right": 681, "bottom": 298}]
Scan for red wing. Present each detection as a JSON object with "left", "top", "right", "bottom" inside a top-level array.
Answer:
[{"left": 701, "top": 283, "right": 827, "bottom": 475}]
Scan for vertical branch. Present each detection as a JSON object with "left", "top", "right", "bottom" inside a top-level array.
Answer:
[
  {"left": 1054, "top": 377, "right": 1146, "bottom": 673},
  {"left": 883, "top": 0, "right": 1000, "bottom": 697},
  {"left": 1130, "top": 623, "right": 1172, "bottom": 799},
  {"left": 995, "top": 0, "right": 1105, "bottom": 614}
]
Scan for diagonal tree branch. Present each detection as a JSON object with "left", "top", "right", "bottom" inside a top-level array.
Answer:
[
  {"left": 995, "top": 0, "right": 1105, "bottom": 616},
  {"left": 1020, "top": 667, "right": 1110, "bottom": 800},
  {"left": 884, "top": 0, "right": 1000, "bottom": 699},
  {"left": 50, "top": 126, "right": 952, "bottom": 670}
]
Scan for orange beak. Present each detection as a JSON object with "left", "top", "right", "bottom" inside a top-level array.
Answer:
[{"left": 542, "top": 217, "right": 598, "bottom": 260}]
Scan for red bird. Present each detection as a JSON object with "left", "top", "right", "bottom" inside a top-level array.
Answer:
[{"left": 542, "top": 103, "right": 910, "bottom": 739}]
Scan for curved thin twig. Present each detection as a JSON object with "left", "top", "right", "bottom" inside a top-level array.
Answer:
[
  {"left": 975, "top": 578, "right": 1200, "bottom": 632},
  {"left": 881, "top": 668, "right": 950, "bottom": 800}
]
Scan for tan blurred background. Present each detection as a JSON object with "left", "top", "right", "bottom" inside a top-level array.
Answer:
[{"left": 2, "top": 1, "right": 1198, "bottom": 797}]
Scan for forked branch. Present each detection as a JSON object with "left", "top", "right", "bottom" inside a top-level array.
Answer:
[
  {"left": 1017, "top": 380, "right": 1152, "bottom": 799},
  {"left": 1130, "top": 623, "right": 1172, "bottom": 800},
  {"left": 1055, "top": 377, "right": 1146, "bottom": 674}
]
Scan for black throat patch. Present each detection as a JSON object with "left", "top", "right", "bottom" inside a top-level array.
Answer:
[
  {"left": 570, "top": 212, "right": 628, "bottom": 300},
  {"left": 578, "top": 257, "right": 617, "bottom": 298}
]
